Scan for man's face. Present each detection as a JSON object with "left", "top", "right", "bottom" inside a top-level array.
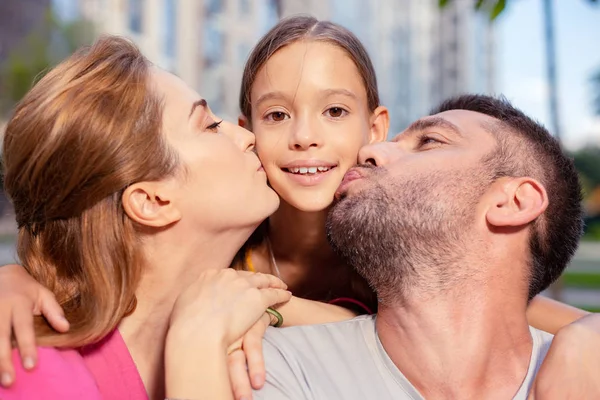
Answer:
[{"left": 326, "top": 110, "right": 500, "bottom": 302}]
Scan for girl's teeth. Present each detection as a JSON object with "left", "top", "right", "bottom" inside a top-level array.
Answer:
[{"left": 287, "top": 166, "right": 333, "bottom": 175}]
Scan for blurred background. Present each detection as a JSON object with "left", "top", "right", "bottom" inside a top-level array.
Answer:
[{"left": 0, "top": 0, "right": 599, "bottom": 308}]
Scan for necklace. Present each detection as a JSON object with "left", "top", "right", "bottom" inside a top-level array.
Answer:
[{"left": 266, "top": 236, "right": 282, "bottom": 279}]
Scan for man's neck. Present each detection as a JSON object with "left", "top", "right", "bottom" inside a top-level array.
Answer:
[{"left": 376, "top": 272, "right": 533, "bottom": 399}]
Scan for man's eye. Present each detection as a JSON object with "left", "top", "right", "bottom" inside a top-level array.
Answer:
[{"left": 417, "top": 135, "right": 442, "bottom": 148}]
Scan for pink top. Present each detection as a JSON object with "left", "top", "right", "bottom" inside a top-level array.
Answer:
[{"left": 0, "top": 330, "right": 147, "bottom": 400}]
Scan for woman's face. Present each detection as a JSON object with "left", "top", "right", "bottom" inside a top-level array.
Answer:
[
  {"left": 152, "top": 68, "right": 279, "bottom": 230},
  {"left": 250, "top": 41, "right": 386, "bottom": 212}
]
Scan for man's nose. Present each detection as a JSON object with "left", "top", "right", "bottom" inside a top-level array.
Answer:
[{"left": 358, "top": 142, "right": 400, "bottom": 167}]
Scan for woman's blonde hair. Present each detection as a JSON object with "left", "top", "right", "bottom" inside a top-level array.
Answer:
[{"left": 3, "top": 36, "right": 178, "bottom": 347}]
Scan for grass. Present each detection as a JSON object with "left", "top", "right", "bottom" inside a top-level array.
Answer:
[{"left": 563, "top": 271, "right": 600, "bottom": 289}]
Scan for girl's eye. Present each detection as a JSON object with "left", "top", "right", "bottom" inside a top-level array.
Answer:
[
  {"left": 325, "top": 107, "right": 348, "bottom": 118},
  {"left": 206, "top": 120, "right": 223, "bottom": 132},
  {"left": 265, "top": 111, "right": 290, "bottom": 122}
]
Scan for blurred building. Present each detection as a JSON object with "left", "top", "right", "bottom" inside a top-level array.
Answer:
[
  {"left": 0, "top": 0, "right": 52, "bottom": 64},
  {"left": 66, "top": 0, "right": 496, "bottom": 134}
]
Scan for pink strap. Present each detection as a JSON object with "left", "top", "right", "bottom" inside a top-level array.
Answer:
[{"left": 329, "top": 297, "right": 373, "bottom": 314}]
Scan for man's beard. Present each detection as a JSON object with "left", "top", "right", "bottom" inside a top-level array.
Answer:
[{"left": 326, "top": 166, "right": 491, "bottom": 305}]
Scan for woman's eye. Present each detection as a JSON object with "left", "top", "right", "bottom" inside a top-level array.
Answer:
[
  {"left": 206, "top": 120, "right": 222, "bottom": 132},
  {"left": 266, "top": 111, "right": 289, "bottom": 122},
  {"left": 326, "top": 107, "right": 347, "bottom": 118}
]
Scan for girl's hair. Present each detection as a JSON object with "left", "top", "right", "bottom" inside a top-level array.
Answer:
[
  {"left": 234, "top": 15, "right": 379, "bottom": 311},
  {"left": 3, "top": 36, "right": 179, "bottom": 347},
  {"left": 239, "top": 15, "right": 380, "bottom": 124}
]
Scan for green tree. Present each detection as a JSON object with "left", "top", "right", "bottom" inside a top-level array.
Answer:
[{"left": 0, "top": 10, "right": 94, "bottom": 116}]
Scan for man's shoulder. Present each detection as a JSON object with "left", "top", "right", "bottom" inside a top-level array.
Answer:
[{"left": 264, "top": 314, "right": 376, "bottom": 348}]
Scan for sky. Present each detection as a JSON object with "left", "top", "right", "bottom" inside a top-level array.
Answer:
[{"left": 498, "top": 0, "right": 600, "bottom": 149}]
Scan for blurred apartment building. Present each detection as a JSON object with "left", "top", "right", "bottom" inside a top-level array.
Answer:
[{"left": 63, "top": 0, "right": 495, "bottom": 135}]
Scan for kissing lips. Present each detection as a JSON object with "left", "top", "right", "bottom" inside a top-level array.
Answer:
[{"left": 335, "top": 169, "right": 363, "bottom": 199}]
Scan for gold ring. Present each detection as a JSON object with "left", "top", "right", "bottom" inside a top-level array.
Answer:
[{"left": 227, "top": 346, "right": 243, "bottom": 356}]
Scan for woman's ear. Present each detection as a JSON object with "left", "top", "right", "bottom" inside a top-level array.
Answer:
[
  {"left": 369, "top": 106, "right": 389, "bottom": 144},
  {"left": 122, "top": 182, "right": 181, "bottom": 228}
]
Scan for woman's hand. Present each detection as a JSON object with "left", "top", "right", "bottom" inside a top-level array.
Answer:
[
  {"left": 165, "top": 269, "right": 291, "bottom": 400},
  {"left": 529, "top": 313, "right": 600, "bottom": 399},
  {"left": 0, "top": 264, "right": 69, "bottom": 387},
  {"left": 227, "top": 313, "right": 272, "bottom": 400}
]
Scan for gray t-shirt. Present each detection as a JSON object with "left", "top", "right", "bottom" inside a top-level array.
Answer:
[{"left": 254, "top": 315, "right": 553, "bottom": 400}]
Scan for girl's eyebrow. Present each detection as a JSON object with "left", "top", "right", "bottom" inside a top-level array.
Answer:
[
  {"left": 255, "top": 88, "right": 359, "bottom": 108},
  {"left": 255, "top": 91, "right": 288, "bottom": 108},
  {"left": 320, "top": 88, "right": 358, "bottom": 100}
]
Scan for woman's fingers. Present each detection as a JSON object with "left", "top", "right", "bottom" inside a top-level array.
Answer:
[
  {"left": 244, "top": 314, "right": 270, "bottom": 389},
  {"left": 238, "top": 271, "right": 287, "bottom": 290},
  {"left": 259, "top": 288, "right": 292, "bottom": 309},
  {"left": 228, "top": 344, "right": 253, "bottom": 400}
]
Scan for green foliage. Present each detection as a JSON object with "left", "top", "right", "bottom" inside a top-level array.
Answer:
[
  {"left": 573, "top": 146, "right": 600, "bottom": 189},
  {"left": 439, "top": 0, "right": 506, "bottom": 21},
  {"left": 563, "top": 271, "right": 600, "bottom": 288},
  {"left": 440, "top": 0, "right": 597, "bottom": 21},
  {"left": 0, "top": 10, "right": 94, "bottom": 116}
]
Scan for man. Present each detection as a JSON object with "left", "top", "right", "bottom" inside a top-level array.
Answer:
[{"left": 253, "top": 94, "right": 584, "bottom": 399}]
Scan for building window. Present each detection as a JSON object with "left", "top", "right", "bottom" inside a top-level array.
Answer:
[
  {"left": 203, "top": 20, "right": 223, "bottom": 67},
  {"left": 163, "top": 0, "right": 176, "bottom": 59},
  {"left": 128, "top": 0, "right": 143, "bottom": 33},
  {"left": 206, "top": 0, "right": 222, "bottom": 16}
]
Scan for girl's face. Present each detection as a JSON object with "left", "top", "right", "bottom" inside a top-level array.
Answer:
[{"left": 249, "top": 41, "right": 388, "bottom": 212}]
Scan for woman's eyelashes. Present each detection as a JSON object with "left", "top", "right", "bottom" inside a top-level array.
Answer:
[{"left": 206, "top": 120, "right": 223, "bottom": 132}]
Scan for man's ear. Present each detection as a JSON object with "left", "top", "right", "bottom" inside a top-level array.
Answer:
[
  {"left": 238, "top": 114, "right": 252, "bottom": 131},
  {"left": 368, "top": 106, "right": 389, "bottom": 144},
  {"left": 122, "top": 182, "right": 181, "bottom": 228},
  {"left": 486, "top": 177, "right": 548, "bottom": 228}
]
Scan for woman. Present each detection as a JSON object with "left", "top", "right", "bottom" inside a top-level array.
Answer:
[
  {"left": 0, "top": 35, "right": 291, "bottom": 399},
  {"left": 0, "top": 15, "right": 597, "bottom": 397}
]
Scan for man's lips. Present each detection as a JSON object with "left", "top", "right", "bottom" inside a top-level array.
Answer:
[{"left": 335, "top": 168, "right": 364, "bottom": 198}]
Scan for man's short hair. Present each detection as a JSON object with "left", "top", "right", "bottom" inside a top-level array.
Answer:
[{"left": 431, "top": 94, "right": 584, "bottom": 299}]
